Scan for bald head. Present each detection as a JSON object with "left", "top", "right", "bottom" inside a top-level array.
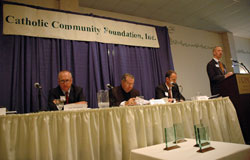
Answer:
[
  {"left": 213, "top": 46, "right": 223, "bottom": 60},
  {"left": 58, "top": 70, "right": 73, "bottom": 92}
]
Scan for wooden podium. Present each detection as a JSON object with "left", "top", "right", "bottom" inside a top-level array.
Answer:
[{"left": 219, "top": 74, "right": 250, "bottom": 144}]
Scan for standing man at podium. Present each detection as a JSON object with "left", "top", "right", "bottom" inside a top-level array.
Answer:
[{"left": 207, "top": 46, "right": 233, "bottom": 95}]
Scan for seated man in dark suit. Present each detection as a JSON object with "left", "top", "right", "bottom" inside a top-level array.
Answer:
[
  {"left": 207, "top": 46, "right": 233, "bottom": 95},
  {"left": 155, "top": 70, "right": 185, "bottom": 102},
  {"left": 109, "top": 73, "right": 140, "bottom": 106},
  {"left": 48, "top": 70, "right": 87, "bottom": 110}
]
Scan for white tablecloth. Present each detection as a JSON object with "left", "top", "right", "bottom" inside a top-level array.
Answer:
[
  {"left": 130, "top": 139, "right": 250, "bottom": 160},
  {"left": 0, "top": 97, "right": 245, "bottom": 160}
]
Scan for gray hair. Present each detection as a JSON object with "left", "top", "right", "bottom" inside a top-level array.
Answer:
[{"left": 121, "top": 73, "right": 134, "bottom": 81}]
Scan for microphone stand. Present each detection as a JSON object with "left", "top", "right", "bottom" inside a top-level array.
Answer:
[
  {"left": 34, "top": 83, "right": 42, "bottom": 111},
  {"left": 232, "top": 60, "right": 250, "bottom": 73},
  {"left": 240, "top": 62, "right": 250, "bottom": 73},
  {"left": 38, "top": 87, "right": 42, "bottom": 111},
  {"left": 106, "top": 84, "right": 114, "bottom": 107}
]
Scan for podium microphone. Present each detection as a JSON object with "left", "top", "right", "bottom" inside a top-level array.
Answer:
[
  {"left": 172, "top": 82, "right": 183, "bottom": 92},
  {"left": 231, "top": 58, "right": 239, "bottom": 64},
  {"left": 106, "top": 84, "right": 114, "bottom": 89},
  {"left": 231, "top": 58, "right": 249, "bottom": 73},
  {"left": 231, "top": 58, "right": 244, "bottom": 65}
]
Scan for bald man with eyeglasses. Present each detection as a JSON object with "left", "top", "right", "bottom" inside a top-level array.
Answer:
[{"left": 48, "top": 70, "right": 87, "bottom": 110}]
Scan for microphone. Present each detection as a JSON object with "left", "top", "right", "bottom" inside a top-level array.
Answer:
[
  {"left": 171, "top": 82, "right": 177, "bottom": 86},
  {"left": 106, "top": 84, "right": 114, "bottom": 89},
  {"left": 178, "top": 84, "right": 183, "bottom": 92},
  {"left": 231, "top": 58, "right": 240, "bottom": 64},
  {"left": 231, "top": 58, "right": 249, "bottom": 73},
  {"left": 34, "top": 82, "right": 42, "bottom": 89}
]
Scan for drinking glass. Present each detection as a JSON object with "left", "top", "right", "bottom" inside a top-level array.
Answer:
[
  {"left": 55, "top": 99, "right": 64, "bottom": 111},
  {"left": 97, "top": 90, "right": 110, "bottom": 108}
]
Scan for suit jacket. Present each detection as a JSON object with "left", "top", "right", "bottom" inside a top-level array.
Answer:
[
  {"left": 155, "top": 83, "right": 185, "bottom": 101},
  {"left": 48, "top": 84, "right": 86, "bottom": 110},
  {"left": 109, "top": 85, "right": 140, "bottom": 107},
  {"left": 207, "top": 59, "right": 226, "bottom": 95}
]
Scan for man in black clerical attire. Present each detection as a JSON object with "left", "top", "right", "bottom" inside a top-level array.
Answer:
[
  {"left": 109, "top": 73, "right": 140, "bottom": 107},
  {"left": 155, "top": 70, "right": 185, "bottom": 102},
  {"left": 207, "top": 46, "right": 233, "bottom": 95},
  {"left": 48, "top": 70, "right": 87, "bottom": 110}
]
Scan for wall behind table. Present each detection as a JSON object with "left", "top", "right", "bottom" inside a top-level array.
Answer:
[{"left": 234, "top": 36, "right": 250, "bottom": 73}]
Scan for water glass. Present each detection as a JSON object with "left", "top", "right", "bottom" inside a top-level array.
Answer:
[
  {"left": 55, "top": 99, "right": 64, "bottom": 111},
  {"left": 97, "top": 90, "right": 110, "bottom": 108}
]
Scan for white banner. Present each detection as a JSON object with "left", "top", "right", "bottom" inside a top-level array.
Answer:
[{"left": 3, "top": 4, "right": 159, "bottom": 48}]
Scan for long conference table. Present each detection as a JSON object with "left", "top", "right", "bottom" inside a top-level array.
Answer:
[{"left": 0, "top": 97, "right": 245, "bottom": 160}]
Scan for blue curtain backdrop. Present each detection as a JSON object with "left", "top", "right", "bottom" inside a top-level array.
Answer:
[{"left": 0, "top": 1, "right": 174, "bottom": 113}]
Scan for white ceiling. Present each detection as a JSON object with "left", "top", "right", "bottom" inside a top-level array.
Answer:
[{"left": 79, "top": 0, "right": 250, "bottom": 39}]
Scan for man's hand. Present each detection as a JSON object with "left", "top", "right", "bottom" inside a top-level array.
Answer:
[
  {"left": 167, "top": 98, "right": 173, "bottom": 102},
  {"left": 125, "top": 98, "right": 136, "bottom": 106},
  {"left": 53, "top": 99, "right": 59, "bottom": 104},
  {"left": 225, "top": 72, "right": 233, "bottom": 78}
]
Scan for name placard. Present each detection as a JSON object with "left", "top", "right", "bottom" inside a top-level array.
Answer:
[{"left": 0, "top": 108, "right": 6, "bottom": 116}]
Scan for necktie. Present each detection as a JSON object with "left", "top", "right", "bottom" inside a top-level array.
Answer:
[
  {"left": 219, "top": 61, "right": 225, "bottom": 74},
  {"left": 168, "top": 88, "right": 172, "bottom": 98},
  {"left": 65, "top": 92, "right": 69, "bottom": 104}
]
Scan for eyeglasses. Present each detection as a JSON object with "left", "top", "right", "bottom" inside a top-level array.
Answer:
[
  {"left": 59, "top": 79, "right": 71, "bottom": 84},
  {"left": 125, "top": 80, "right": 134, "bottom": 86}
]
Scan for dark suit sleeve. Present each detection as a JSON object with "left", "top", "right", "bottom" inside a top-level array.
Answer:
[
  {"left": 174, "top": 85, "right": 185, "bottom": 101},
  {"left": 207, "top": 62, "right": 225, "bottom": 83},
  {"left": 48, "top": 89, "right": 58, "bottom": 111},
  {"left": 155, "top": 86, "right": 165, "bottom": 99},
  {"left": 132, "top": 90, "right": 140, "bottom": 97},
  {"left": 111, "top": 97, "right": 121, "bottom": 107},
  {"left": 68, "top": 86, "right": 86, "bottom": 104},
  {"left": 179, "top": 93, "right": 185, "bottom": 101},
  {"left": 109, "top": 87, "right": 140, "bottom": 107},
  {"left": 76, "top": 87, "right": 86, "bottom": 101}
]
